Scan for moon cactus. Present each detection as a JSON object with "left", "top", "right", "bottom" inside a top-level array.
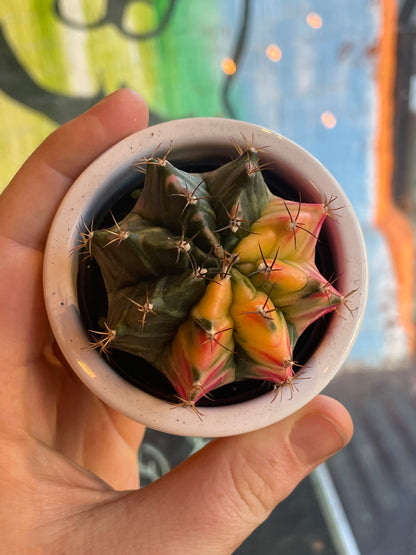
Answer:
[{"left": 82, "top": 143, "right": 351, "bottom": 411}]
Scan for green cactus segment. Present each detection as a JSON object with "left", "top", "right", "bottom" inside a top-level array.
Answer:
[
  {"left": 91, "top": 212, "right": 211, "bottom": 292},
  {"left": 134, "top": 159, "right": 219, "bottom": 253},
  {"left": 202, "top": 149, "right": 272, "bottom": 252},
  {"left": 87, "top": 146, "right": 345, "bottom": 406},
  {"left": 103, "top": 272, "right": 207, "bottom": 365}
]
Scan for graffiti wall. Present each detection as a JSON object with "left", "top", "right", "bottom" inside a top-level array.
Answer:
[{"left": 0, "top": 0, "right": 413, "bottom": 365}]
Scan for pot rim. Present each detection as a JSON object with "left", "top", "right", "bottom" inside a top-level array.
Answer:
[{"left": 43, "top": 117, "right": 368, "bottom": 437}]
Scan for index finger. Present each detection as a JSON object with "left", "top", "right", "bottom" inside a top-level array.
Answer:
[{"left": 0, "top": 89, "right": 149, "bottom": 251}]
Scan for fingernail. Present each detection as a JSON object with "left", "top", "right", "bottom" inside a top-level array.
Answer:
[{"left": 290, "top": 412, "right": 348, "bottom": 466}]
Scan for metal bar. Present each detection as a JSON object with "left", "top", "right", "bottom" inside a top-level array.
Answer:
[{"left": 310, "top": 463, "right": 361, "bottom": 555}]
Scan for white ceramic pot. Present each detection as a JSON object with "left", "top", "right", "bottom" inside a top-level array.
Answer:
[{"left": 43, "top": 118, "right": 368, "bottom": 437}]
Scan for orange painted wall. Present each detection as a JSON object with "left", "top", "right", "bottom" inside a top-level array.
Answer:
[{"left": 375, "top": 0, "right": 415, "bottom": 352}]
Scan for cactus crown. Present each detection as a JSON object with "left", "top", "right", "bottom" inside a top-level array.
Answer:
[{"left": 78, "top": 141, "right": 351, "bottom": 412}]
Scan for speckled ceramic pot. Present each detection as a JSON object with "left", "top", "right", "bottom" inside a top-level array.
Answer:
[{"left": 43, "top": 118, "right": 368, "bottom": 437}]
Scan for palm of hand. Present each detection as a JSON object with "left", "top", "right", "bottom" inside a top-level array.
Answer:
[
  {"left": 0, "top": 239, "right": 144, "bottom": 488},
  {"left": 0, "top": 241, "right": 144, "bottom": 538}
]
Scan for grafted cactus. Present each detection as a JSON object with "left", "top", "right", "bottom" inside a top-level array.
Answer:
[{"left": 83, "top": 144, "right": 349, "bottom": 410}]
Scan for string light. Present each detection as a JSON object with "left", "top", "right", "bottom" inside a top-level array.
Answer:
[
  {"left": 266, "top": 44, "right": 282, "bottom": 62},
  {"left": 321, "top": 111, "right": 337, "bottom": 128},
  {"left": 221, "top": 58, "right": 237, "bottom": 75},
  {"left": 306, "top": 12, "right": 322, "bottom": 29}
]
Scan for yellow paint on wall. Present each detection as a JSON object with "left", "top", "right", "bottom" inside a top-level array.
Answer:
[
  {"left": 1, "top": 0, "right": 71, "bottom": 94},
  {"left": 0, "top": 0, "right": 160, "bottom": 191},
  {"left": 1, "top": 0, "right": 158, "bottom": 98},
  {"left": 0, "top": 91, "right": 56, "bottom": 191}
]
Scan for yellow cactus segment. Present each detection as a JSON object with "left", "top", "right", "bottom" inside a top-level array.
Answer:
[
  {"left": 238, "top": 196, "right": 328, "bottom": 263},
  {"left": 229, "top": 269, "right": 257, "bottom": 304},
  {"left": 250, "top": 258, "right": 309, "bottom": 294},
  {"left": 230, "top": 272, "right": 292, "bottom": 369},
  {"left": 232, "top": 227, "right": 277, "bottom": 263},
  {"left": 195, "top": 274, "right": 232, "bottom": 320}
]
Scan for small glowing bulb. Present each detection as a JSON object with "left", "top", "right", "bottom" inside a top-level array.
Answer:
[
  {"left": 221, "top": 58, "right": 237, "bottom": 75},
  {"left": 266, "top": 44, "right": 282, "bottom": 62},
  {"left": 321, "top": 111, "right": 337, "bottom": 129},
  {"left": 306, "top": 12, "right": 323, "bottom": 29}
]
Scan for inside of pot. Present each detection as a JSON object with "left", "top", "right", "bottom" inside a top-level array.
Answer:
[{"left": 77, "top": 152, "right": 337, "bottom": 407}]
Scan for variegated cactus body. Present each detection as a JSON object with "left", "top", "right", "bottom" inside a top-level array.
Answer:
[{"left": 86, "top": 146, "right": 346, "bottom": 407}]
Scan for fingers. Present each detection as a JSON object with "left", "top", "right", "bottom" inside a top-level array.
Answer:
[
  {"left": 108, "top": 395, "right": 353, "bottom": 554},
  {"left": 0, "top": 88, "right": 149, "bottom": 250}
]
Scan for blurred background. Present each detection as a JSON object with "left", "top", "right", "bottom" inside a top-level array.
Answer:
[{"left": 1, "top": 0, "right": 415, "bottom": 553}]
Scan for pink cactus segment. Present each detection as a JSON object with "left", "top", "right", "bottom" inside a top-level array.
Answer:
[
  {"left": 165, "top": 316, "right": 236, "bottom": 403},
  {"left": 243, "top": 359, "right": 294, "bottom": 385},
  {"left": 251, "top": 258, "right": 342, "bottom": 305},
  {"left": 234, "top": 196, "right": 327, "bottom": 264},
  {"left": 251, "top": 259, "right": 343, "bottom": 334},
  {"left": 160, "top": 275, "right": 236, "bottom": 403},
  {"left": 259, "top": 197, "right": 327, "bottom": 261},
  {"left": 281, "top": 279, "right": 343, "bottom": 337},
  {"left": 163, "top": 329, "right": 197, "bottom": 401}
]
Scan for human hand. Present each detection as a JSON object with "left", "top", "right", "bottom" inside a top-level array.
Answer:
[{"left": 0, "top": 89, "right": 353, "bottom": 554}]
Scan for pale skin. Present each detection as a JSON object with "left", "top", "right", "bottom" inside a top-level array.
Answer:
[{"left": 0, "top": 89, "right": 353, "bottom": 554}]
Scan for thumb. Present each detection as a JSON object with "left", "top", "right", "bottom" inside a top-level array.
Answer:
[{"left": 108, "top": 395, "right": 353, "bottom": 554}]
